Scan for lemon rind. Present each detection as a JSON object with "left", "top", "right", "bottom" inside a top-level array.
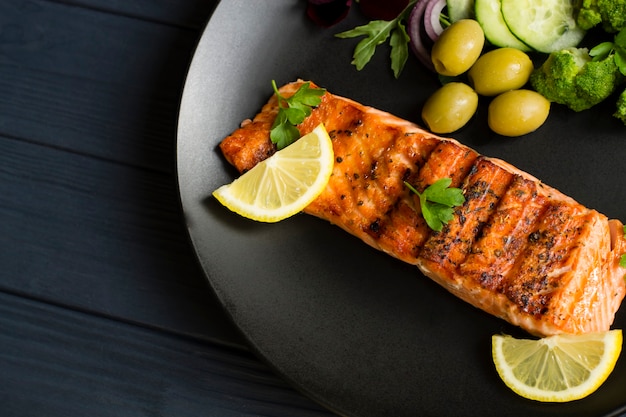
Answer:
[
  {"left": 213, "top": 124, "right": 334, "bottom": 223},
  {"left": 492, "top": 330, "right": 622, "bottom": 402}
]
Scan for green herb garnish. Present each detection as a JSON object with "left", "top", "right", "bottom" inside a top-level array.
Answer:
[
  {"left": 589, "top": 26, "right": 626, "bottom": 76},
  {"left": 335, "top": 0, "right": 417, "bottom": 78},
  {"left": 404, "top": 178, "right": 465, "bottom": 232},
  {"left": 270, "top": 80, "right": 326, "bottom": 150}
]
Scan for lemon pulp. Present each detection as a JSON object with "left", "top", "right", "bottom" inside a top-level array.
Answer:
[
  {"left": 492, "top": 330, "right": 622, "bottom": 402},
  {"left": 213, "top": 123, "right": 334, "bottom": 222}
]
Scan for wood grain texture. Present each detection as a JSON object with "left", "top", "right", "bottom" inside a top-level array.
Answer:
[
  {"left": 0, "top": 134, "right": 247, "bottom": 345},
  {"left": 0, "top": 0, "right": 340, "bottom": 415},
  {"left": 0, "top": 292, "right": 334, "bottom": 417},
  {"left": 46, "top": 0, "right": 217, "bottom": 29},
  {"left": 0, "top": 0, "right": 205, "bottom": 171},
  {"left": 0, "top": 0, "right": 246, "bottom": 343}
]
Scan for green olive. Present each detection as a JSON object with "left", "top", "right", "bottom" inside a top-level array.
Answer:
[
  {"left": 431, "top": 19, "right": 485, "bottom": 76},
  {"left": 488, "top": 90, "right": 550, "bottom": 137},
  {"left": 422, "top": 82, "right": 478, "bottom": 134},
  {"left": 468, "top": 48, "right": 534, "bottom": 96}
]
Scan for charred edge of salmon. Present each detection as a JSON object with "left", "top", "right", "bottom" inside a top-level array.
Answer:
[{"left": 218, "top": 80, "right": 626, "bottom": 336}]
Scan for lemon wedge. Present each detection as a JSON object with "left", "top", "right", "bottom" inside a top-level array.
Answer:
[
  {"left": 492, "top": 330, "right": 622, "bottom": 402},
  {"left": 213, "top": 123, "right": 334, "bottom": 222}
]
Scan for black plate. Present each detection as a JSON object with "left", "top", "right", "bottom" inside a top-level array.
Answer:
[{"left": 176, "top": 2, "right": 626, "bottom": 416}]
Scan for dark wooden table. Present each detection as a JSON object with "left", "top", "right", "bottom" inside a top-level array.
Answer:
[{"left": 0, "top": 1, "right": 335, "bottom": 415}]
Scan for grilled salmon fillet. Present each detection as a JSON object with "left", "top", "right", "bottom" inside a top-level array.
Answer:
[{"left": 218, "top": 80, "right": 626, "bottom": 337}]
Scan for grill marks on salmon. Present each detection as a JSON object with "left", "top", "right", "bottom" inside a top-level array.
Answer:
[
  {"left": 218, "top": 81, "right": 626, "bottom": 336},
  {"left": 459, "top": 176, "right": 548, "bottom": 292}
]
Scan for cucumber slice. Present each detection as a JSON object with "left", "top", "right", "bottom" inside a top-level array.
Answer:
[
  {"left": 475, "top": 0, "right": 530, "bottom": 51},
  {"left": 447, "top": 0, "right": 475, "bottom": 22},
  {"left": 501, "top": 0, "right": 585, "bottom": 53}
]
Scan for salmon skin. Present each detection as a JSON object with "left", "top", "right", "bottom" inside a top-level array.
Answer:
[{"left": 218, "top": 80, "right": 626, "bottom": 337}]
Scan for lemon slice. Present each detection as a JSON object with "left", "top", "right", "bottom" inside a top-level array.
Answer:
[
  {"left": 492, "top": 330, "right": 623, "bottom": 402},
  {"left": 213, "top": 123, "right": 334, "bottom": 222}
]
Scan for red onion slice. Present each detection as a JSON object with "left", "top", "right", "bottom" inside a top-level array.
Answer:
[
  {"left": 407, "top": 0, "right": 435, "bottom": 71},
  {"left": 424, "top": 0, "right": 447, "bottom": 42}
]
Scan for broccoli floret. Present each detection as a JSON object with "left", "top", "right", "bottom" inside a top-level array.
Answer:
[
  {"left": 576, "top": 0, "right": 626, "bottom": 33},
  {"left": 577, "top": 0, "right": 602, "bottom": 30},
  {"left": 530, "top": 47, "right": 625, "bottom": 112},
  {"left": 614, "top": 88, "right": 626, "bottom": 125}
]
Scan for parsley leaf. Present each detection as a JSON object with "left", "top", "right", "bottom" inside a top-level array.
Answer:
[
  {"left": 404, "top": 178, "right": 465, "bottom": 232},
  {"left": 270, "top": 80, "right": 326, "bottom": 150},
  {"left": 589, "top": 41, "right": 614, "bottom": 61},
  {"left": 615, "top": 27, "right": 626, "bottom": 76},
  {"left": 589, "top": 27, "right": 626, "bottom": 76},
  {"left": 335, "top": 0, "right": 417, "bottom": 78},
  {"left": 390, "top": 20, "right": 410, "bottom": 78},
  {"left": 336, "top": 20, "right": 395, "bottom": 70}
]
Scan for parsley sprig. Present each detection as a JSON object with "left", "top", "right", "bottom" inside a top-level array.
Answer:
[
  {"left": 404, "top": 178, "right": 465, "bottom": 232},
  {"left": 589, "top": 26, "right": 626, "bottom": 76},
  {"left": 335, "top": 0, "right": 417, "bottom": 78},
  {"left": 270, "top": 80, "right": 326, "bottom": 150}
]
